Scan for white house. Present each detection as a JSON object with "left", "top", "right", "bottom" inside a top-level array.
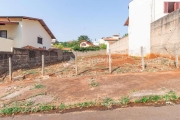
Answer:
[
  {"left": 0, "top": 16, "right": 56, "bottom": 51},
  {"left": 51, "top": 39, "right": 57, "bottom": 47},
  {"left": 125, "top": 0, "right": 180, "bottom": 56},
  {"left": 80, "top": 40, "right": 94, "bottom": 48},
  {"left": 103, "top": 35, "right": 120, "bottom": 53}
]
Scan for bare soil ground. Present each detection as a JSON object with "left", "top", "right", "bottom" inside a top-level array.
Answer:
[{"left": 1, "top": 70, "right": 180, "bottom": 107}]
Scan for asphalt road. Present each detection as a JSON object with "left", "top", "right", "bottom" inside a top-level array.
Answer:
[{"left": 1, "top": 105, "right": 180, "bottom": 120}]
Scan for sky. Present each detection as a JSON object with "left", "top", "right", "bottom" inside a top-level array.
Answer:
[{"left": 0, "top": 0, "right": 131, "bottom": 42}]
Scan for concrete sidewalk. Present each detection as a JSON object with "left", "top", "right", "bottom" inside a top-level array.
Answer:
[{"left": 1, "top": 105, "right": 180, "bottom": 120}]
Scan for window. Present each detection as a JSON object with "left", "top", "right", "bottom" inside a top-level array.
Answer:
[
  {"left": 81, "top": 43, "right": 86, "bottom": 46},
  {"left": 0, "top": 30, "right": 7, "bottom": 38},
  {"left": 164, "top": 2, "right": 180, "bottom": 13},
  {"left": 37, "top": 37, "right": 43, "bottom": 44},
  {"left": 43, "top": 46, "right": 46, "bottom": 50}
]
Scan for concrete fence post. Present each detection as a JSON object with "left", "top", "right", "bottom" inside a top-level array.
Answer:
[
  {"left": 9, "top": 56, "right": 12, "bottom": 81},
  {"left": 75, "top": 52, "right": 78, "bottom": 75},
  {"left": 141, "top": 46, "right": 145, "bottom": 70},
  {"left": 109, "top": 49, "right": 112, "bottom": 73},
  {"left": 42, "top": 54, "right": 44, "bottom": 76},
  {"left": 175, "top": 44, "right": 179, "bottom": 68}
]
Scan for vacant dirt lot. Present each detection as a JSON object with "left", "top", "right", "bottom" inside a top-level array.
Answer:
[
  {"left": 0, "top": 54, "right": 176, "bottom": 82},
  {"left": 0, "top": 54, "right": 179, "bottom": 109},
  {"left": 1, "top": 69, "right": 180, "bottom": 107}
]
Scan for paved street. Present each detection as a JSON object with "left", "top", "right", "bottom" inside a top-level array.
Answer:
[{"left": 1, "top": 105, "right": 180, "bottom": 120}]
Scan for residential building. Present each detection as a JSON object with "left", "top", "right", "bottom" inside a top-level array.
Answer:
[
  {"left": 125, "top": 0, "right": 180, "bottom": 56},
  {"left": 80, "top": 40, "right": 94, "bottom": 48},
  {"left": 0, "top": 16, "right": 55, "bottom": 52},
  {"left": 51, "top": 39, "right": 57, "bottom": 47},
  {"left": 103, "top": 35, "right": 120, "bottom": 53}
]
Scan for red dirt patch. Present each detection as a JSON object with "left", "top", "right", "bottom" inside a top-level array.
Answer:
[{"left": 1, "top": 70, "right": 180, "bottom": 106}]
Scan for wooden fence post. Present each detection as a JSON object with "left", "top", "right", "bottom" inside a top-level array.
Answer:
[
  {"left": 175, "top": 44, "right": 179, "bottom": 68},
  {"left": 9, "top": 56, "right": 12, "bottom": 81},
  {"left": 109, "top": 49, "right": 112, "bottom": 73},
  {"left": 141, "top": 46, "right": 145, "bottom": 70},
  {"left": 75, "top": 52, "right": 78, "bottom": 75},
  {"left": 42, "top": 54, "right": 44, "bottom": 76}
]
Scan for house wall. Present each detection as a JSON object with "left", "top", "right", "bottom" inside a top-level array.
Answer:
[
  {"left": 0, "top": 17, "right": 23, "bottom": 48},
  {"left": 80, "top": 42, "right": 91, "bottom": 48},
  {"left": 151, "top": 0, "right": 180, "bottom": 22},
  {"left": 0, "top": 23, "right": 22, "bottom": 49},
  {"left": 109, "top": 36, "right": 129, "bottom": 54},
  {"left": 151, "top": 0, "right": 167, "bottom": 22},
  {"left": 13, "top": 22, "right": 23, "bottom": 48},
  {"left": 128, "top": 0, "right": 180, "bottom": 56},
  {"left": 22, "top": 19, "right": 51, "bottom": 49},
  {"left": 151, "top": 8, "right": 180, "bottom": 55},
  {"left": 0, "top": 38, "right": 13, "bottom": 51},
  {"left": 129, "top": 0, "right": 151, "bottom": 56},
  {"left": 0, "top": 24, "right": 17, "bottom": 40}
]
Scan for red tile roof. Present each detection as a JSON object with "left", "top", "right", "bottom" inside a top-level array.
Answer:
[
  {"left": 62, "top": 48, "right": 72, "bottom": 51},
  {"left": 124, "top": 17, "right": 129, "bottom": 26},
  {"left": 103, "top": 38, "right": 119, "bottom": 41},
  {"left": 80, "top": 40, "right": 94, "bottom": 46}
]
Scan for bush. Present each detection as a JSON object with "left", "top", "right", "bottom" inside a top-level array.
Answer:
[
  {"left": 53, "top": 44, "right": 64, "bottom": 50},
  {"left": 73, "top": 46, "right": 100, "bottom": 51},
  {"left": 101, "top": 98, "right": 115, "bottom": 107}
]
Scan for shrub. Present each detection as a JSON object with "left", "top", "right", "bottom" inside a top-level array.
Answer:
[
  {"left": 34, "top": 84, "right": 45, "bottom": 89},
  {"left": 90, "top": 81, "right": 99, "bottom": 87},
  {"left": 101, "top": 98, "right": 115, "bottom": 107},
  {"left": 59, "top": 103, "right": 66, "bottom": 110},
  {"left": 39, "top": 105, "right": 55, "bottom": 111},
  {"left": 120, "top": 96, "right": 130, "bottom": 105},
  {"left": 73, "top": 46, "right": 100, "bottom": 51}
]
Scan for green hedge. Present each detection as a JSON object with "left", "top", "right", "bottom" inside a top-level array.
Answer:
[{"left": 73, "top": 46, "right": 100, "bottom": 51}]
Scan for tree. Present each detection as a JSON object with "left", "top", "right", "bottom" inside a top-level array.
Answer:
[
  {"left": 60, "top": 40, "right": 79, "bottom": 48},
  {"left": 53, "top": 43, "right": 64, "bottom": 50},
  {"left": 78, "top": 35, "right": 91, "bottom": 42}
]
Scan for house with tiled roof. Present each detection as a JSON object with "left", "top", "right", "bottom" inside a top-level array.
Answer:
[
  {"left": 80, "top": 40, "right": 94, "bottom": 48},
  {"left": 103, "top": 35, "right": 120, "bottom": 53},
  {"left": 0, "top": 16, "right": 55, "bottom": 51}
]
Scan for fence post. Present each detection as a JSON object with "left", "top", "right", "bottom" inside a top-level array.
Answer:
[
  {"left": 175, "top": 44, "right": 179, "bottom": 68},
  {"left": 9, "top": 56, "right": 12, "bottom": 81},
  {"left": 109, "top": 49, "right": 112, "bottom": 73},
  {"left": 75, "top": 52, "right": 78, "bottom": 75},
  {"left": 42, "top": 54, "right": 44, "bottom": 76},
  {"left": 141, "top": 46, "right": 145, "bottom": 70}
]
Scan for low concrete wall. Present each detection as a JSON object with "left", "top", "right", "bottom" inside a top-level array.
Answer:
[
  {"left": 151, "top": 9, "right": 180, "bottom": 55},
  {"left": 0, "top": 48, "right": 75, "bottom": 75},
  {"left": 0, "top": 52, "right": 12, "bottom": 74},
  {"left": 73, "top": 50, "right": 106, "bottom": 57},
  {"left": 109, "top": 36, "right": 129, "bottom": 54},
  {"left": 0, "top": 38, "right": 13, "bottom": 52}
]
